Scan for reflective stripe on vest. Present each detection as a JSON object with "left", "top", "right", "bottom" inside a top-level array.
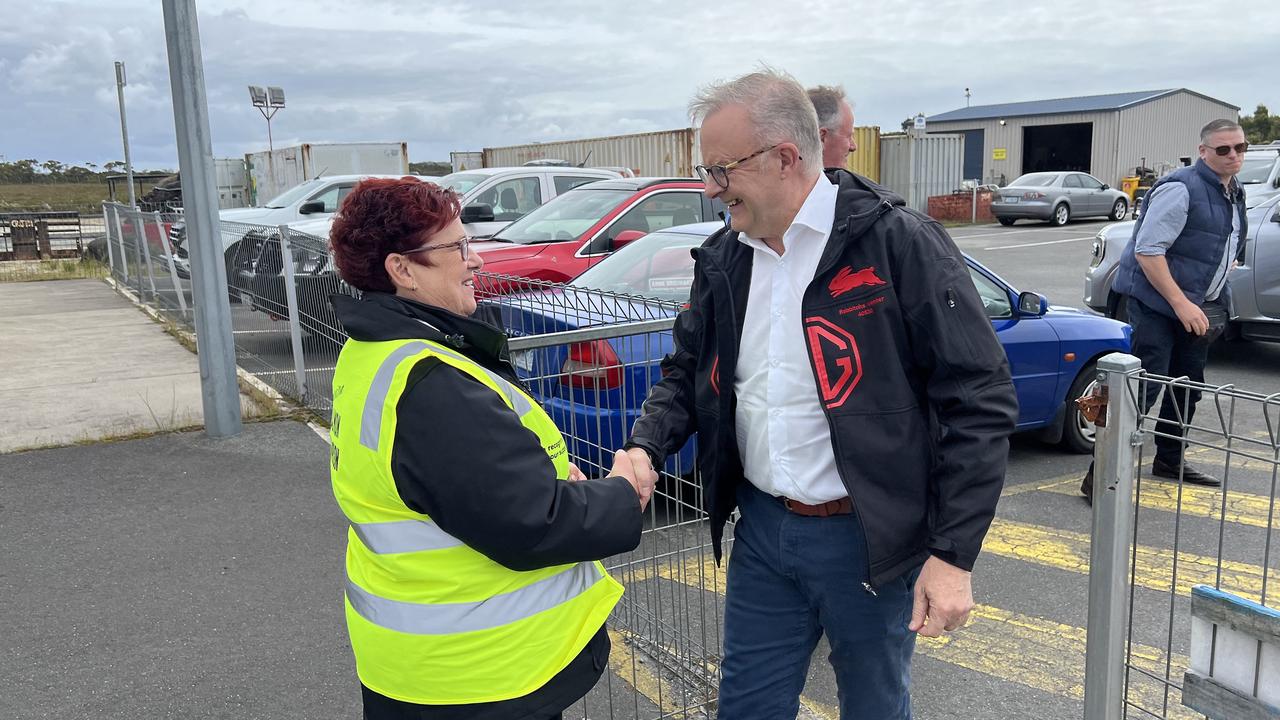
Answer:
[
  {"left": 359, "top": 341, "right": 532, "bottom": 452},
  {"left": 351, "top": 519, "right": 463, "bottom": 554},
  {"left": 345, "top": 561, "right": 602, "bottom": 635}
]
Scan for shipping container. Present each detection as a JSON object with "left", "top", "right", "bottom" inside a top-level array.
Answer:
[
  {"left": 879, "top": 133, "right": 965, "bottom": 213},
  {"left": 450, "top": 151, "right": 484, "bottom": 173},
  {"left": 214, "top": 158, "right": 248, "bottom": 209},
  {"left": 845, "top": 126, "right": 881, "bottom": 182},
  {"left": 483, "top": 129, "right": 700, "bottom": 178},
  {"left": 245, "top": 142, "right": 409, "bottom": 205}
]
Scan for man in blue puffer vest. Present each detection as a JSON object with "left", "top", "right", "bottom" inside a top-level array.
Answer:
[{"left": 1082, "top": 119, "right": 1249, "bottom": 501}]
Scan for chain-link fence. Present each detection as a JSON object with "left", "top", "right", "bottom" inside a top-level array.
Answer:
[{"left": 1083, "top": 353, "right": 1280, "bottom": 720}]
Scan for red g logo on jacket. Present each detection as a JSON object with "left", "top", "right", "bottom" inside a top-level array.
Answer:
[{"left": 804, "top": 317, "right": 862, "bottom": 409}]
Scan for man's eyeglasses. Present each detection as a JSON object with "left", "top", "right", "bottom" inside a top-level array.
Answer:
[
  {"left": 1205, "top": 142, "right": 1249, "bottom": 157},
  {"left": 403, "top": 235, "right": 472, "bottom": 261},
  {"left": 694, "top": 144, "right": 781, "bottom": 190}
]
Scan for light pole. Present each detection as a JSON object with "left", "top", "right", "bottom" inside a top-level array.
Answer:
[
  {"left": 115, "top": 61, "right": 137, "bottom": 208},
  {"left": 248, "top": 85, "right": 285, "bottom": 200}
]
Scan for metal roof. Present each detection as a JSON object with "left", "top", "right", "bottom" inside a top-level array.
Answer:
[{"left": 928, "top": 89, "right": 1238, "bottom": 123}]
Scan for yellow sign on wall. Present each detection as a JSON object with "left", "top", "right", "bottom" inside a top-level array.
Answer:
[{"left": 992, "top": 148, "right": 1008, "bottom": 161}]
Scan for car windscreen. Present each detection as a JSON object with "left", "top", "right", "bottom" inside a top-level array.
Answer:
[
  {"left": 1008, "top": 173, "right": 1059, "bottom": 187},
  {"left": 492, "top": 189, "right": 634, "bottom": 245},
  {"left": 569, "top": 230, "right": 703, "bottom": 301},
  {"left": 263, "top": 179, "right": 325, "bottom": 208},
  {"left": 438, "top": 173, "right": 488, "bottom": 195},
  {"left": 1238, "top": 153, "right": 1279, "bottom": 184}
]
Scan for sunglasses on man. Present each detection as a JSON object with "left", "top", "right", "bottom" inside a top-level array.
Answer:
[{"left": 1205, "top": 142, "right": 1249, "bottom": 157}]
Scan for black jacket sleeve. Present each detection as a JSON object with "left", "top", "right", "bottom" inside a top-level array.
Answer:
[
  {"left": 389, "top": 360, "right": 644, "bottom": 572},
  {"left": 625, "top": 268, "right": 705, "bottom": 467},
  {"left": 896, "top": 221, "right": 1019, "bottom": 571}
]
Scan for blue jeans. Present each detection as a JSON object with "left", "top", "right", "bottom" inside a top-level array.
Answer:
[
  {"left": 1126, "top": 296, "right": 1226, "bottom": 465},
  {"left": 718, "top": 483, "right": 918, "bottom": 720}
]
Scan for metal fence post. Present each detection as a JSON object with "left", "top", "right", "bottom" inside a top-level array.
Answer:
[
  {"left": 102, "top": 203, "right": 117, "bottom": 278},
  {"left": 110, "top": 204, "right": 129, "bottom": 283},
  {"left": 1084, "top": 351, "right": 1143, "bottom": 720},
  {"left": 138, "top": 211, "right": 159, "bottom": 303},
  {"left": 277, "top": 225, "right": 308, "bottom": 402},
  {"left": 154, "top": 211, "right": 188, "bottom": 319}
]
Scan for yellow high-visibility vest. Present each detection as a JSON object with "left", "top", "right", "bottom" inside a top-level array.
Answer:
[{"left": 330, "top": 336, "right": 623, "bottom": 705}]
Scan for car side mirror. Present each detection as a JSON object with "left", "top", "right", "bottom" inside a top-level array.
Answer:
[
  {"left": 1100, "top": 184, "right": 1109, "bottom": 190},
  {"left": 1273, "top": 176, "right": 1280, "bottom": 189},
  {"left": 1017, "top": 291, "right": 1049, "bottom": 317},
  {"left": 299, "top": 200, "right": 326, "bottom": 215},
  {"left": 460, "top": 203, "right": 495, "bottom": 224},
  {"left": 1271, "top": 208, "right": 1280, "bottom": 224},
  {"left": 610, "top": 230, "right": 646, "bottom": 250}
]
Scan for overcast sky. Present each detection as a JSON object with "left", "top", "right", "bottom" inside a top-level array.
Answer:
[{"left": 2, "top": 0, "right": 1276, "bottom": 170}]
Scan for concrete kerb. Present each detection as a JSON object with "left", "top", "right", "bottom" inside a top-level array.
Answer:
[{"left": 103, "top": 276, "right": 300, "bottom": 424}]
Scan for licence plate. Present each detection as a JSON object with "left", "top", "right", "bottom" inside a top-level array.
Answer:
[{"left": 1004, "top": 196, "right": 1019, "bottom": 203}]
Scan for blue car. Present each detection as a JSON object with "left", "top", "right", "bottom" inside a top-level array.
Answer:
[{"left": 494, "top": 221, "right": 1131, "bottom": 475}]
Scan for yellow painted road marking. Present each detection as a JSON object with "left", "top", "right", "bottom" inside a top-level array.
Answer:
[
  {"left": 630, "top": 553, "right": 1197, "bottom": 717},
  {"left": 984, "top": 518, "right": 1273, "bottom": 602},
  {"left": 1042, "top": 479, "right": 1280, "bottom": 529}
]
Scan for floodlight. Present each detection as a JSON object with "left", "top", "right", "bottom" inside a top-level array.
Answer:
[
  {"left": 267, "top": 86, "right": 286, "bottom": 108},
  {"left": 248, "top": 85, "right": 268, "bottom": 107}
]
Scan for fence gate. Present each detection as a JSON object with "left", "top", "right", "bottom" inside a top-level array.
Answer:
[{"left": 1083, "top": 352, "right": 1280, "bottom": 720}]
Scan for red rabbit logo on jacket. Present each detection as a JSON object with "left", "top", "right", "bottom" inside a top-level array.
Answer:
[{"left": 829, "top": 266, "right": 886, "bottom": 298}]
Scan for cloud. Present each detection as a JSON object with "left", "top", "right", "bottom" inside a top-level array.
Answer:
[{"left": 0, "top": 0, "right": 1275, "bottom": 170}]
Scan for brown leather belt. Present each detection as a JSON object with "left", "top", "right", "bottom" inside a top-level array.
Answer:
[{"left": 781, "top": 496, "right": 853, "bottom": 517}]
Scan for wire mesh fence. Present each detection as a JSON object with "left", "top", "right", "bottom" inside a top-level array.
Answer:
[{"left": 1083, "top": 353, "right": 1280, "bottom": 720}]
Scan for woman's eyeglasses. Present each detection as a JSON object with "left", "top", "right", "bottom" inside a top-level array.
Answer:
[
  {"left": 403, "top": 235, "right": 472, "bottom": 260},
  {"left": 1205, "top": 142, "right": 1249, "bottom": 157}
]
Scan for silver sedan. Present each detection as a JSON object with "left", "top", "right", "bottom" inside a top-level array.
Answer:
[
  {"left": 991, "top": 171, "right": 1131, "bottom": 227},
  {"left": 1083, "top": 192, "right": 1280, "bottom": 343}
]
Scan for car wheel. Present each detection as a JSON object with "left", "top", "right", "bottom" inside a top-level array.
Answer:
[
  {"left": 1051, "top": 203, "right": 1070, "bottom": 226},
  {"left": 1109, "top": 198, "right": 1128, "bottom": 221},
  {"left": 1061, "top": 362, "right": 1099, "bottom": 454},
  {"left": 998, "top": 217, "right": 1016, "bottom": 226}
]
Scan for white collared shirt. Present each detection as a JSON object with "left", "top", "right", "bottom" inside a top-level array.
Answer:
[{"left": 733, "top": 174, "right": 844, "bottom": 504}]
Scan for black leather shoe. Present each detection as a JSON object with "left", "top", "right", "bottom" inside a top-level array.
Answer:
[
  {"left": 1151, "top": 458, "right": 1221, "bottom": 487},
  {"left": 1080, "top": 466, "right": 1093, "bottom": 505}
]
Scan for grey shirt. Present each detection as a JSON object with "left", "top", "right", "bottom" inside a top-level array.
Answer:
[{"left": 1134, "top": 180, "right": 1241, "bottom": 302}]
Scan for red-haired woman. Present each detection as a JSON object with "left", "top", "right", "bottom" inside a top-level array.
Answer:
[{"left": 326, "top": 177, "right": 654, "bottom": 720}]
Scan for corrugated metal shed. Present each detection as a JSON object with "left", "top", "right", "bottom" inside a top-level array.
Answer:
[{"left": 925, "top": 88, "right": 1239, "bottom": 187}]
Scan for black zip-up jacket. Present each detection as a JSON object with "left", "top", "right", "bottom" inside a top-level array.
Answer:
[
  {"left": 626, "top": 170, "right": 1019, "bottom": 589},
  {"left": 332, "top": 291, "right": 643, "bottom": 720}
]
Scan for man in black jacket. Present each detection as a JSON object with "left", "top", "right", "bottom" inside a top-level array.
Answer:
[{"left": 624, "top": 69, "right": 1018, "bottom": 719}]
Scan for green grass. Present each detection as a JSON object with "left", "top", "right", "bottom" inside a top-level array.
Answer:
[
  {"left": 0, "top": 258, "right": 110, "bottom": 283},
  {"left": 0, "top": 182, "right": 110, "bottom": 213}
]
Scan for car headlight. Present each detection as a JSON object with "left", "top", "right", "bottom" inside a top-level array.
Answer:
[{"left": 1089, "top": 234, "right": 1105, "bottom": 268}]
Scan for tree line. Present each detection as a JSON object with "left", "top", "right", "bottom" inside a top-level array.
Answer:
[{"left": 0, "top": 159, "right": 175, "bottom": 184}]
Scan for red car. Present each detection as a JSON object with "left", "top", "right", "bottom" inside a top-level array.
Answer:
[{"left": 472, "top": 177, "right": 723, "bottom": 284}]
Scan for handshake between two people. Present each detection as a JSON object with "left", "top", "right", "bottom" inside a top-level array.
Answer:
[{"left": 568, "top": 448, "right": 657, "bottom": 511}]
